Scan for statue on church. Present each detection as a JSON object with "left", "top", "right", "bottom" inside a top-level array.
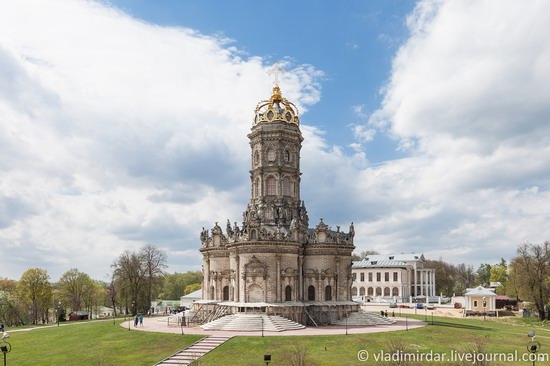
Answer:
[{"left": 349, "top": 222, "right": 355, "bottom": 238}]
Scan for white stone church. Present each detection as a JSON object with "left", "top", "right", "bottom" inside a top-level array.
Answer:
[{"left": 195, "top": 81, "right": 360, "bottom": 326}]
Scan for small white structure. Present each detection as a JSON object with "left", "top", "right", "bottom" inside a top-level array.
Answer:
[
  {"left": 464, "top": 286, "right": 496, "bottom": 313},
  {"left": 180, "top": 289, "right": 202, "bottom": 309}
]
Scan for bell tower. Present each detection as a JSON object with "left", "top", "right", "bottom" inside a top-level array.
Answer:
[{"left": 243, "top": 78, "right": 309, "bottom": 232}]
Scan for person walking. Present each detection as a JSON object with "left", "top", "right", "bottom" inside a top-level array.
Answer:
[
  {"left": 139, "top": 314, "right": 143, "bottom": 327},
  {"left": 134, "top": 314, "right": 138, "bottom": 327}
]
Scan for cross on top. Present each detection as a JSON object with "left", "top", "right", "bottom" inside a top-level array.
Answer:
[{"left": 268, "top": 63, "right": 286, "bottom": 86}]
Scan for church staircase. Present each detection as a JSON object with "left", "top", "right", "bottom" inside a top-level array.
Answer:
[
  {"left": 201, "top": 313, "right": 305, "bottom": 332},
  {"left": 155, "top": 335, "right": 231, "bottom": 366},
  {"left": 332, "top": 312, "right": 396, "bottom": 326}
]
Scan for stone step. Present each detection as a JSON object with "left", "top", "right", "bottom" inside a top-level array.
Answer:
[{"left": 154, "top": 336, "right": 232, "bottom": 366}]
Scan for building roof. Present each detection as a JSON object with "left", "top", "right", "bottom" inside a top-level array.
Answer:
[
  {"left": 352, "top": 253, "right": 425, "bottom": 269},
  {"left": 180, "top": 289, "right": 202, "bottom": 299},
  {"left": 464, "top": 286, "right": 497, "bottom": 297}
]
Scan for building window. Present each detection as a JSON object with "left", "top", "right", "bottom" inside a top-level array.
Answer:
[
  {"left": 385, "top": 272, "right": 389, "bottom": 282},
  {"left": 393, "top": 272, "right": 398, "bottom": 282},
  {"left": 368, "top": 273, "right": 373, "bottom": 282},
  {"left": 285, "top": 285, "right": 292, "bottom": 301},
  {"left": 308, "top": 285, "right": 315, "bottom": 301},
  {"left": 473, "top": 300, "right": 478, "bottom": 308},
  {"left": 351, "top": 287, "right": 358, "bottom": 296},
  {"left": 359, "top": 287, "right": 365, "bottom": 296},
  {"left": 283, "top": 177, "right": 291, "bottom": 196},
  {"left": 384, "top": 287, "right": 390, "bottom": 296},
  {"left": 325, "top": 286, "right": 332, "bottom": 301},
  {"left": 223, "top": 286, "right": 229, "bottom": 301},
  {"left": 352, "top": 273, "right": 357, "bottom": 281},
  {"left": 360, "top": 273, "right": 365, "bottom": 282},
  {"left": 375, "top": 288, "right": 382, "bottom": 296},
  {"left": 392, "top": 287, "right": 399, "bottom": 296},
  {"left": 266, "top": 177, "right": 276, "bottom": 195},
  {"left": 367, "top": 287, "right": 373, "bottom": 296},
  {"left": 376, "top": 273, "right": 381, "bottom": 282}
]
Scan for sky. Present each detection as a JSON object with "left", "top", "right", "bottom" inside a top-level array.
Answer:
[{"left": 1, "top": 0, "right": 549, "bottom": 282}]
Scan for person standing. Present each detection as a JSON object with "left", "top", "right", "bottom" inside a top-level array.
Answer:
[
  {"left": 139, "top": 314, "right": 143, "bottom": 327},
  {"left": 134, "top": 315, "right": 138, "bottom": 327}
]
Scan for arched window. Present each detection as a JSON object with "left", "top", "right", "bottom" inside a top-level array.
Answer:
[
  {"left": 375, "top": 288, "right": 382, "bottom": 296},
  {"left": 325, "top": 285, "right": 332, "bottom": 301},
  {"left": 359, "top": 287, "right": 365, "bottom": 296},
  {"left": 367, "top": 287, "right": 374, "bottom": 296},
  {"left": 223, "top": 286, "right": 229, "bottom": 301},
  {"left": 392, "top": 287, "right": 399, "bottom": 297},
  {"left": 282, "top": 177, "right": 291, "bottom": 196},
  {"left": 266, "top": 177, "right": 276, "bottom": 195},
  {"left": 308, "top": 285, "right": 315, "bottom": 301},
  {"left": 250, "top": 229, "right": 257, "bottom": 240},
  {"left": 254, "top": 151, "right": 260, "bottom": 165},
  {"left": 254, "top": 178, "right": 260, "bottom": 198},
  {"left": 384, "top": 287, "right": 390, "bottom": 296},
  {"left": 285, "top": 285, "right": 292, "bottom": 301},
  {"left": 351, "top": 287, "right": 358, "bottom": 296}
]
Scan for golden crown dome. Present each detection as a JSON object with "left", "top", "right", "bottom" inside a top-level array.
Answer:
[{"left": 254, "top": 85, "right": 300, "bottom": 126}]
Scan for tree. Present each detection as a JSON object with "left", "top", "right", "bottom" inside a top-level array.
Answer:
[
  {"left": 508, "top": 242, "right": 550, "bottom": 320},
  {"left": 489, "top": 265, "right": 507, "bottom": 294},
  {"left": 58, "top": 268, "right": 94, "bottom": 312},
  {"left": 16, "top": 268, "right": 52, "bottom": 324},
  {"left": 140, "top": 244, "right": 167, "bottom": 309},
  {"left": 0, "top": 278, "right": 24, "bottom": 327},
  {"left": 160, "top": 271, "right": 201, "bottom": 299},
  {"left": 476, "top": 263, "right": 492, "bottom": 287},
  {"left": 351, "top": 250, "right": 379, "bottom": 261}
]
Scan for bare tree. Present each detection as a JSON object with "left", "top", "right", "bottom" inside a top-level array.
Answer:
[{"left": 140, "top": 244, "right": 167, "bottom": 311}]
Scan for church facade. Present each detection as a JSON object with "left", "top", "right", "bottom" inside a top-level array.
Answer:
[{"left": 198, "top": 82, "right": 357, "bottom": 324}]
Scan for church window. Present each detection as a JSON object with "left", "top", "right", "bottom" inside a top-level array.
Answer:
[
  {"left": 250, "top": 229, "right": 257, "bottom": 240},
  {"left": 360, "top": 273, "right": 364, "bottom": 282},
  {"left": 267, "top": 149, "right": 276, "bottom": 162},
  {"left": 392, "top": 287, "right": 399, "bottom": 296},
  {"left": 351, "top": 287, "right": 357, "bottom": 296},
  {"left": 384, "top": 272, "right": 389, "bottom": 282},
  {"left": 325, "top": 286, "right": 332, "bottom": 301},
  {"left": 367, "top": 287, "right": 374, "bottom": 296},
  {"left": 254, "top": 151, "right": 260, "bottom": 166},
  {"left": 283, "top": 177, "right": 291, "bottom": 196},
  {"left": 308, "top": 285, "right": 315, "bottom": 301},
  {"left": 393, "top": 272, "right": 398, "bottom": 282},
  {"left": 254, "top": 178, "right": 260, "bottom": 198},
  {"left": 223, "top": 286, "right": 229, "bottom": 301},
  {"left": 376, "top": 288, "right": 382, "bottom": 296},
  {"left": 376, "top": 272, "right": 381, "bottom": 282},
  {"left": 384, "top": 287, "right": 390, "bottom": 296},
  {"left": 266, "top": 177, "right": 276, "bottom": 195},
  {"left": 368, "top": 273, "right": 373, "bottom": 282},
  {"left": 352, "top": 273, "right": 356, "bottom": 281},
  {"left": 285, "top": 285, "right": 292, "bottom": 301},
  {"left": 359, "top": 287, "right": 365, "bottom": 296}
]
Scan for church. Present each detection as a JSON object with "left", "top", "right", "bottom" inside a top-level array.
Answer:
[{"left": 196, "top": 77, "right": 359, "bottom": 325}]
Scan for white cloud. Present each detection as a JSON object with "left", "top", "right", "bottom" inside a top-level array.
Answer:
[
  {"left": 0, "top": 0, "right": 324, "bottom": 280},
  {"left": 351, "top": 0, "right": 550, "bottom": 265}
]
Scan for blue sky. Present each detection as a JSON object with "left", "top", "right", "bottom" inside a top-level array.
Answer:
[{"left": 1, "top": 0, "right": 550, "bottom": 281}]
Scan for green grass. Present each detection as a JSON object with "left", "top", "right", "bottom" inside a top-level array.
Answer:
[
  {"left": 5, "top": 319, "right": 202, "bottom": 366},
  {"left": 199, "top": 316, "right": 550, "bottom": 366},
  {"left": 4, "top": 316, "right": 550, "bottom": 365}
]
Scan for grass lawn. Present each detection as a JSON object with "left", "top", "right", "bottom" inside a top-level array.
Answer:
[
  {"left": 198, "top": 316, "right": 549, "bottom": 366},
  {"left": 4, "top": 319, "right": 202, "bottom": 366}
]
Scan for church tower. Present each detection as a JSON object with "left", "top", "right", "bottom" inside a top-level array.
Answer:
[{"left": 198, "top": 70, "right": 357, "bottom": 324}]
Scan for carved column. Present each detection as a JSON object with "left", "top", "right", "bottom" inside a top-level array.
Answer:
[{"left": 276, "top": 255, "right": 281, "bottom": 302}]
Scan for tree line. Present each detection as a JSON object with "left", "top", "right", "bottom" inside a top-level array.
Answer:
[{"left": 0, "top": 244, "right": 201, "bottom": 326}]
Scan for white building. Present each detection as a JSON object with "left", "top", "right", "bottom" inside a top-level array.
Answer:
[{"left": 351, "top": 253, "right": 436, "bottom": 302}]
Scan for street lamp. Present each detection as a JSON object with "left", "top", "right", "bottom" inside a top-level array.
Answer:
[
  {"left": 128, "top": 301, "right": 134, "bottom": 331},
  {"left": 482, "top": 297, "right": 487, "bottom": 322},
  {"left": 345, "top": 311, "right": 349, "bottom": 335},
  {"left": 57, "top": 301, "right": 61, "bottom": 327},
  {"left": 1, "top": 331, "right": 11, "bottom": 366}
]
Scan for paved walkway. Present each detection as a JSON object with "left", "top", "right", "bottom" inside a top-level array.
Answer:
[{"left": 122, "top": 316, "right": 426, "bottom": 337}]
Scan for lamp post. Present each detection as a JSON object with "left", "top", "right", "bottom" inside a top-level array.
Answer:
[
  {"left": 482, "top": 297, "right": 487, "bottom": 323},
  {"left": 128, "top": 301, "right": 134, "bottom": 331},
  {"left": 345, "top": 312, "right": 349, "bottom": 335},
  {"left": 1, "top": 331, "right": 11, "bottom": 366},
  {"left": 57, "top": 301, "right": 61, "bottom": 327}
]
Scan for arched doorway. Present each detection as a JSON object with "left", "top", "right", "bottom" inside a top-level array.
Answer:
[
  {"left": 223, "top": 286, "right": 229, "bottom": 301},
  {"left": 308, "top": 285, "right": 315, "bottom": 301},
  {"left": 285, "top": 285, "right": 292, "bottom": 301},
  {"left": 248, "top": 284, "right": 263, "bottom": 302}
]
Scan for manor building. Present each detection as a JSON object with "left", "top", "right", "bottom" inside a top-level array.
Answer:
[{"left": 351, "top": 253, "right": 436, "bottom": 303}]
